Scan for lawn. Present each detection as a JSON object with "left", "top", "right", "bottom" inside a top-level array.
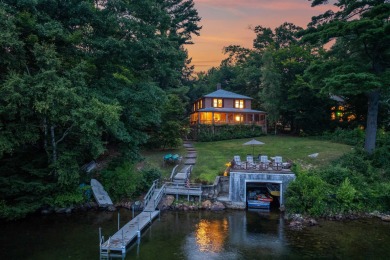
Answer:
[{"left": 142, "top": 136, "right": 353, "bottom": 184}]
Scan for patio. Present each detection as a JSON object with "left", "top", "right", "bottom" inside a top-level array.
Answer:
[{"left": 230, "top": 155, "right": 292, "bottom": 173}]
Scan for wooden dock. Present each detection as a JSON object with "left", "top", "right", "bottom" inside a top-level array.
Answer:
[
  {"left": 165, "top": 182, "right": 202, "bottom": 201},
  {"left": 99, "top": 181, "right": 165, "bottom": 259}
]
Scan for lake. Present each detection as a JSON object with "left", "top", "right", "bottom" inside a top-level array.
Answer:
[{"left": 1, "top": 209, "right": 390, "bottom": 259}]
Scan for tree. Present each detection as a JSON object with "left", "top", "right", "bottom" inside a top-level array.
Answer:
[
  {"left": 260, "top": 51, "right": 282, "bottom": 134},
  {"left": 303, "top": 0, "right": 390, "bottom": 153},
  {"left": 0, "top": 0, "right": 201, "bottom": 219}
]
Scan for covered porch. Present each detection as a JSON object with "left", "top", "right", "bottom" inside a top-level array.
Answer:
[{"left": 190, "top": 111, "right": 266, "bottom": 126}]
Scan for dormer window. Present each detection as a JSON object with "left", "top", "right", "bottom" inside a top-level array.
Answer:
[
  {"left": 234, "top": 99, "right": 244, "bottom": 109},
  {"left": 213, "top": 98, "right": 223, "bottom": 108}
]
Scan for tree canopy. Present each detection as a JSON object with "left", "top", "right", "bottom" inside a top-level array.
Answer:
[
  {"left": 0, "top": 0, "right": 201, "bottom": 219},
  {"left": 303, "top": 0, "right": 390, "bottom": 153}
]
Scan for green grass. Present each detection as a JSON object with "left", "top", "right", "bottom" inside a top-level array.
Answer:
[
  {"left": 141, "top": 136, "right": 353, "bottom": 184},
  {"left": 140, "top": 146, "right": 187, "bottom": 180}
]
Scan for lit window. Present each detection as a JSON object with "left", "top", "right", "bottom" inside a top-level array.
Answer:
[
  {"left": 235, "top": 99, "right": 244, "bottom": 108},
  {"left": 213, "top": 99, "right": 223, "bottom": 108}
]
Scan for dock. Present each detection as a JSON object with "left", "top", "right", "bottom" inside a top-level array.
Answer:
[
  {"left": 99, "top": 180, "right": 165, "bottom": 259},
  {"left": 165, "top": 182, "right": 202, "bottom": 201}
]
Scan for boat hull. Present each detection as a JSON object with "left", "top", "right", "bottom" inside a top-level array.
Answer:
[{"left": 247, "top": 199, "right": 271, "bottom": 209}]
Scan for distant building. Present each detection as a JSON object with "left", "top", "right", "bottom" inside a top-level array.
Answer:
[
  {"left": 330, "top": 95, "right": 356, "bottom": 122},
  {"left": 190, "top": 84, "right": 267, "bottom": 132}
]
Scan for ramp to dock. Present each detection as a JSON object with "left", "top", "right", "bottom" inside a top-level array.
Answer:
[
  {"left": 99, "top": 180, "right": 165, "bottom": 258},
  {"left": 173, "top": 165, "right": 192, "bottom": 184}
]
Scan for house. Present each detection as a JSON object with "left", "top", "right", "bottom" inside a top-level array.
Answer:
[{"left": 190, "top": 85, "right": 267, "bottom": 132}]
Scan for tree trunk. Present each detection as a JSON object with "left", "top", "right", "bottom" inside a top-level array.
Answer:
[
  {"left": 364, "top": 89, "right": 379, "bottom": 154},
  {"left": 50, "top": 125, "right": 57, "bottom": 164}
]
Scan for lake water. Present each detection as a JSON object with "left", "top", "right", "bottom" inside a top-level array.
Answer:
[{"left": 1, "top": 209, "right": 390, "bottom": 259}]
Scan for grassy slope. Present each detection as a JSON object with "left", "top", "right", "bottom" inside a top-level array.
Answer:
[{"left": 141, "top": 136, "right": 352, "bottom": 184}]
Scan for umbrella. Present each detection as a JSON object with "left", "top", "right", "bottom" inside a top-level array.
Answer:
[{"left": 243, "top": 139, "right": 265, "bottom": 155}]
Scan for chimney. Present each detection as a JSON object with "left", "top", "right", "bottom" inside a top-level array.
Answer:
[{"left": 217, "top": 83, "right": 221, "bottom": 90}]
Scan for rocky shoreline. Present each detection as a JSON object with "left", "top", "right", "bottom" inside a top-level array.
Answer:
[{"left": 41, "top": 195, "right": 390, "bottom": 230}]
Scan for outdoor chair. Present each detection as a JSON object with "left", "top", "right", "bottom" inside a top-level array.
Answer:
[
  {"left": 246, "top": 155, "right": 255, "bottom": 169},
  {"left": 273, "top": 156, "right": 283, "bottom": 170},
  {"left": 233, "top": 155, "right": 243, "bottom": 169},
  {"left": 260, "top": 155, "right": 270, "bottom": 170}
]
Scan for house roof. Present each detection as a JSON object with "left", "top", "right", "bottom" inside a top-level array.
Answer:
[
  {"left": 204, "top": 89, "right": 252, "bottom": 100},
  {"left": 197, "top": 107, "right": 266, "bottom": 114}
]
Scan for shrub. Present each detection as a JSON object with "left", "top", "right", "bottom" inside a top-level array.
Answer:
[
  {"left": 139, "top": 167, "right": 161, "bottom": 191},
  {"left": 101, "top": 162, "right": 143, "bottom": 201},
  {"left": 285, "top": 172, "right": 331, "bottom": 216},
  {"left": 321, "top": 128, "right": 365, "bottom": 146},
  {"left": 336, "top": 178, "right": 357, "bottom": 213}
]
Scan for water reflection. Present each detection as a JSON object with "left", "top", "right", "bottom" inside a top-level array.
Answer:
[
  {"left": 195, "top": 218, "right": 228, "bottom": 252},
  {"left": 2, "top": 210, "right": 390, "bottom": 260}
]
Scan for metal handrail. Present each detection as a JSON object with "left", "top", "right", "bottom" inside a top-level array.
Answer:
[
  {"left": 143, "top": 179, "right": 158, "bottom": 205},
  {"left": 170, "top": 165, "right": 179, "bottom": 181},
  {"left": 165, "top": 182, "right": 202, "bottom": 190},
  {"left": 153, "top": 184, "right": 166, "bottom": 208}
]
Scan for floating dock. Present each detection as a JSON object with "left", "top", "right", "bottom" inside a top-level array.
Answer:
[{"left": 99, "top": 181, "right": 165, "bottom": 259}]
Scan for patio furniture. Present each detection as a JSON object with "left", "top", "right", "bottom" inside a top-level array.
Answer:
[
  {"left": 260, "top": 155, "right": 270, "bottom": 170},
  {"left": 273, "top": 156, "right": 283, "bottom": 170},
  {"left": 246, "top": 155, "right": 256, "bottom": 169},
  {"left": 233, "top": 155, "right": 243, "bottom": 169}
]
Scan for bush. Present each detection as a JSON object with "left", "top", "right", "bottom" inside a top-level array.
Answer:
[
  {"left": 336, "top": 178, "right": 357, "bottom": 213},
  {"left": 321, "top": 128, "right": 365, "bottom": 146},
  {"left": 285, "top": 172, "right": 332, "bottom": 216},
  {"left": 139, "top": 167, "right": 161, "bottom": 191},
  {"left": 101, "top": 162, "right": 143, "bottom": 201},
  {"left": 197, "top": 125, "right": 265, "bottom": 142}
]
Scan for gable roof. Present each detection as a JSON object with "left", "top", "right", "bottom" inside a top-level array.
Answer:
[{"left": 204, "top": 89, "right": 252, "bottom": 100}]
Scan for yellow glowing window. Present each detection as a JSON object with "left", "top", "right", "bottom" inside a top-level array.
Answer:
[
  {"left": 213, "top": 99, "right": 223, "bottom": 108},
  {"left": 235, "top": 99, "right": 244, "bottom": 108}
]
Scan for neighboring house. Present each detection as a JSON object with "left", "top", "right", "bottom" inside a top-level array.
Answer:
[
  {"left": 330, "top": 95, "right": 356, "bottom": 122},
  {"left": 190, "top": 85, "right": 267, "bottom": 132}
]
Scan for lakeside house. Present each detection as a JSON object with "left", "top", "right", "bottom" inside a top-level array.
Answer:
[{"left": 190, "top": 84, "right": 267, "bottom": 133}]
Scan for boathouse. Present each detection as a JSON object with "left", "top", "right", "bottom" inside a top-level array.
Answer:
[{"left": 228, "top": 164, "right": 296, "bottom": 207}]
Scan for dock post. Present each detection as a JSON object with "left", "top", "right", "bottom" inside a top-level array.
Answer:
[
  {"left": 99, "top": 227, "right": 102, "bottom": 244},
  {"left": 122, "top": 229, "right": 124, "bottom": 246},
  {"left": 118, "top": 212, "right": 120, "bottom": 231},
  {"left": 159, "top": 210, "right": 161, "bottom": 221},
  {"left": 149, "top": 211, "right": 152, "bottom": 224},
  {"left": 132, "top": 205, "right": 134, "bottom": 219}
]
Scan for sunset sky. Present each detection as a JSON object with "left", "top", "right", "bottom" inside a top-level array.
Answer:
[{"left": 187, "top": 0, "right": 336, "bottom": 72}]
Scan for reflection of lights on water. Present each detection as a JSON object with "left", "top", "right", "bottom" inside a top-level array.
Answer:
[{"left": 195, "top": 218, "right": 228, "bottom": 252}]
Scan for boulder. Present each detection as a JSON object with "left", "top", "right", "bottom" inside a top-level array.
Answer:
[
  {"left": 211, "top": 201, "right": 225, "bottom": 211},
  {"left": 107, "top": 205, "right": 117, "bottom": 212},
  {"left": 159, "top": 195, "right": 175, "bottom": 210},
  {"left": 381, "top": 215, "right": 390, "bottom": 222},
  {"left": 289, "top": 220, "right": 303, "bottom": 230},
  {"left": 201, "top": 200, "right": 212, "bottom": 210}
]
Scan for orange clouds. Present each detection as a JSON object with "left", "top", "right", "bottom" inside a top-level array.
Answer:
[{"left": 188, "top": 0, "right": 337, "bottom": 72}]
